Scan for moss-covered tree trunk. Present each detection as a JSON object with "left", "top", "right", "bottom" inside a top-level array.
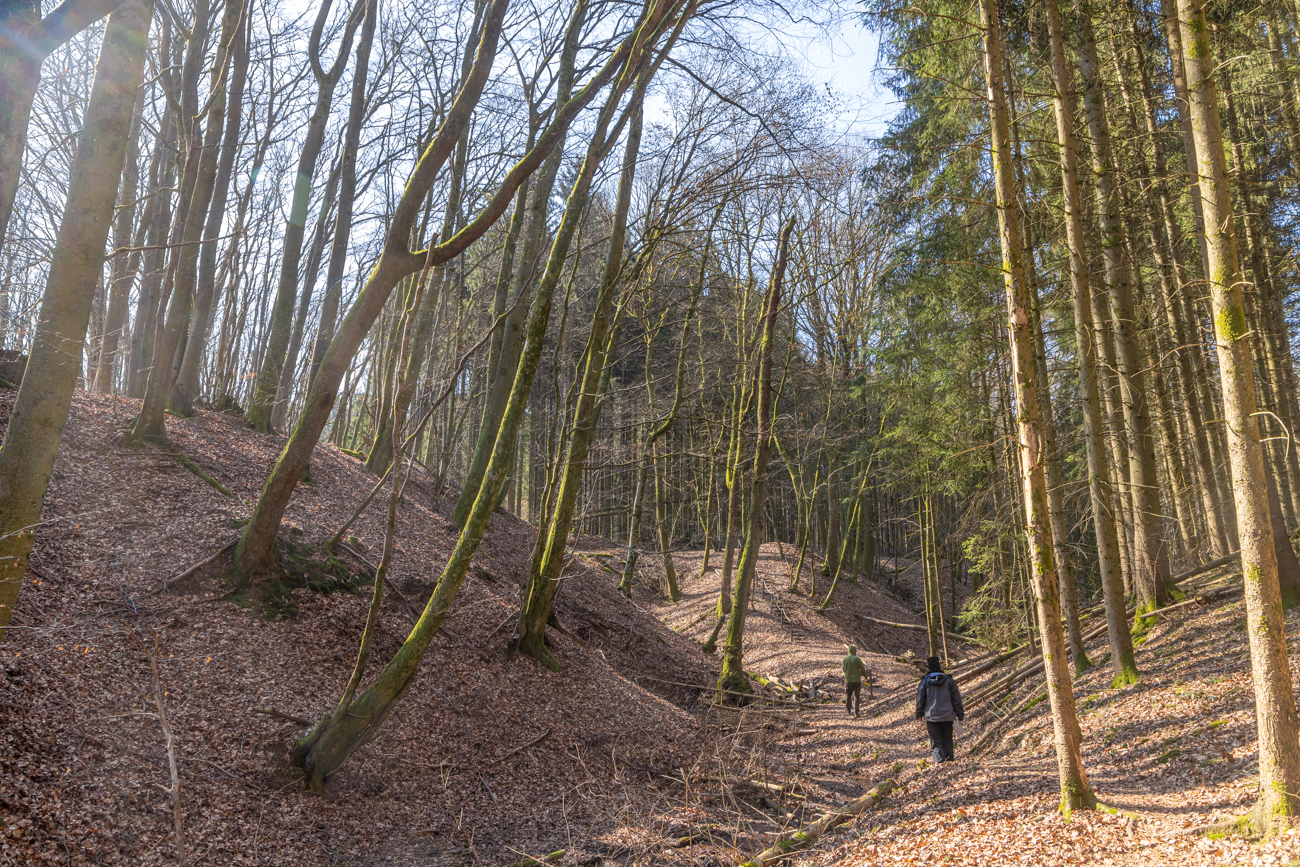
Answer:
[
  {"left": 0, "top": 0, "right": 152, "bottom": 634},
  {"left": 518, "top": 96, "right": 645, "bottom": 666},
  {"left": 718, "top": 389, "right": 746, "bottom": 605},
  {"left": 702, "top": 375, "right": 749, "bottom": 651},
  {"left": 1174, "top": 0, "right": 1300, "bottom": 831},
  {"left": 290, "top": 23, "right": 682, "bottom": 782},
  {"left": 716, "top": 216, "right": 794, "bottom": 700},
  {"left": 451, "top": 5, "right": 583, "bottom": 527},
  {"left": 981, "top": 0, "right": 1095, "bottom": 813},
  {"left": 819, "top": 474, "right": 862, "bottom": 611},
  {"left": 652, "top": 445, "right": 682, "bottom": 600}
]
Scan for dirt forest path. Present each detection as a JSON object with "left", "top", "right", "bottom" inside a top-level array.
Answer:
[{"left": 616, "top": 542, "right": 1300, "bottom": 866}]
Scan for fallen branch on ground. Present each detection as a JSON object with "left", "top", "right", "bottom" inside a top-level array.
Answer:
[
  {"left": 503, "top": 849, "right": 564, "bottom": 867},
  {"left": 1172, "top": 553, "right": 1239, "bottom": 584},
  {"left": 143, "top": 628, "right": 186, "bottom": 865},
  {"left": 739, "top": 777, "right": 896, "bottom": 866},
  {"left": 968, "top": 586, "right": 1242, "bottom": 717},
  {"left": 252, "top": 707, "right": 313, "bottom": 726},
  {"left": 151, "top": 539, "right": 238, "bottom": 595},
  {"left": 484, "top": 727, "right": 550, "bottom": 767},
  {"left": 632, "top": 675, "right": 804, "bottom": 707},
  {"left": 950, "top": 644, "right": 1029, "bottom": 681}
]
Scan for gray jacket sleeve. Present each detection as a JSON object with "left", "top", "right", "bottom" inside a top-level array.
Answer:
[
  {"left": 916, "top": 680, "right": 926, "bottom": 718},
  {"left": 949, "top": 677, "right": 964, "bottom": 720}
]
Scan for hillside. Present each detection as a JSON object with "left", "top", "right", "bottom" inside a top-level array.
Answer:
[{"left": 0, "top": 390, "right": 724, "bottom": 866}]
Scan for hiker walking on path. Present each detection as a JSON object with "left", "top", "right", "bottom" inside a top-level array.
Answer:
[
  {"left": 916, "top": 655, "right": 963, "bottom": 762},
  {"left": 842, "top": 645, "right": 870, "bottom": 717}
]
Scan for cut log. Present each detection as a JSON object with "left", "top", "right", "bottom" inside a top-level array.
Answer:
[
  {"left": 860, "top": 615, "right": 977, "bottom": 644},
  {"left": 950, "top": 644, "right": 1028, "bottom": 681},
  {"left": 1171, "top": 553, "right": 1239, "bottom": 584}
]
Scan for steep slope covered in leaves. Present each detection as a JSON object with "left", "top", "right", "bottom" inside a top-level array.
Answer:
[{"left": 0, "top": 390, "right": 716, "bottom": 866}]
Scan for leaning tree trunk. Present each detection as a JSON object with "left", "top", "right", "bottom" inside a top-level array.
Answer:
[
  {"left": 0, "top": 0, "right": 128, "bottom": 245},
  {"left": 0, "top": 0, "right": 153, "bottom": 635},
  {"left": 982, "top": 0, "right": 1095, "bottom": 813},
  {"left": 716, "top": 217, "right": 794, "bottom": 700},
  {"left": 289, "top": 41, "right": 664, "bottom": 784},
  {"left": 518, "top": 95, "right": 645, "bottom": 666},
  {"left": 1174, "top": 0, "right": 1300, "bottom": 832}
]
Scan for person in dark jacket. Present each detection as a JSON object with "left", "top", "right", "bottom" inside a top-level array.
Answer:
[{"left": 916, "top": 656, "right": 963, "bottom": 763}]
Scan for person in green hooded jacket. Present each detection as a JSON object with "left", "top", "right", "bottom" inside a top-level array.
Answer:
[{"left": 842, "top": 645, "right": 871, "bottom": 716}]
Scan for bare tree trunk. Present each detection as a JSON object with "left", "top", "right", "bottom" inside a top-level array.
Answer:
[
  {"left": 245, "top": 0, "right": 363, "bottom": 433},
  {"left": 717, "top": 216, "right": 794, "bottom": 700},
  {"left": 92, "top": 85, "right": 145, "bottom": 393},
  {"left": 126, "top": 0, "right": 226, "bottom": 441},
  {"left": 170, "top": 0, "right": 250, "bottom": 415},
  {"left": 1114, "top": 15, "right": 1230, "bottom": 556},
  {"left": 1078, "top": 8, "right": 1173, "bottom": 613},
  {"left": 982, "top": 0, "right": 1095, "bottom": 812},
  {"left": 1174, "top": 0, "right": 1300, "bottom": 832},
  {"left": 0, "top": 0, "right": 152, "bottom": 634},
  {"left": 0, "top": 0, "right": 127, "bottom": 244},
  {"left": 309, "top": 0, "right": 378, "bottom": 389}
]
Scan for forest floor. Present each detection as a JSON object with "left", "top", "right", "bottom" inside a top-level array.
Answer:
[
  {"left": 3, "top": 390, "right": 1300, "bottom": 866},
  {"left": 603, "top": 542, "right": 1300, "bottom": 867}
]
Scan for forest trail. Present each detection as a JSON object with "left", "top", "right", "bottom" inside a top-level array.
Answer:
[{"left": 620, "top": 544, "right": 1300, "bottom": 866}]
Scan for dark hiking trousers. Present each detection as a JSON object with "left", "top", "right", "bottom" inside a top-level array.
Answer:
[
  {"left": 846, "top": 681, "right": 862, "bottom": 715},
  {"left": 927, "top": 720, "right": 954, "bottom": 762}
]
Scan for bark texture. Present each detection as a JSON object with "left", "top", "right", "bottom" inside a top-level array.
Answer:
[
  {"left": 0, "top": 0, "right": 153, "bottom": 634},
  {"left": 1174, "top": 0, "right": 1300, "bottom": 831}
]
